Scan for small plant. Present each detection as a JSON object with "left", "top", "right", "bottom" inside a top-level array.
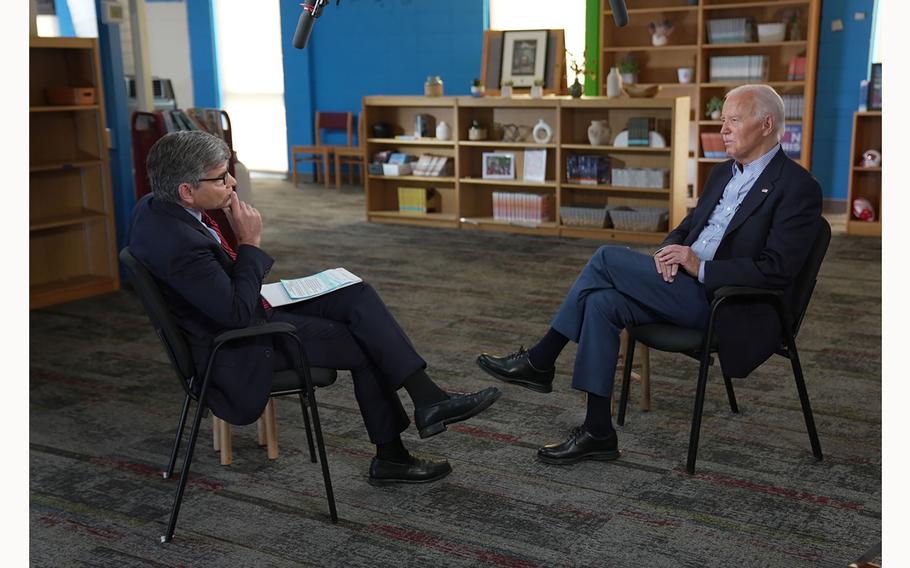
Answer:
[
  {"left": 566, "top": 49, "right": 596, "bottom": 82},
  {"left": 502, "top": 80, "right": 514, "bottom": 87},
  {"left": 618, "top": 56, "right": 640, "bottom": 76},
  {"left": 533, "top": 77, "right": 546, "bottom": 86},
  {"left": 705, "top": 96, "right": 723, "bottom": 118},
  {"left": 472, "top": 78, "right": 482, "bottom": 87}
]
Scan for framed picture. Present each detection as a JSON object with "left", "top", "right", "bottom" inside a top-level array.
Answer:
[
  {"left": 868, "top": 62, "right": 882, "bottom": 110},
  {"left": 482, "top": 152, "right": 516, "bottom": 180},
  {"left": 500, "top": 30, "right": 548, "bottom": 88},
  {"left": 522, "top": 149, "right": 547, "bottom": 183}
]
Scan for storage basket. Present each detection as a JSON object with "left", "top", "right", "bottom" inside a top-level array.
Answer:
[
  {"left": 609, "top": 207, "right": 669, "bottom": 232},
  {"left": 45, "top": 87, "right": 96, "bottom": 105},
  {"left": 757, "top": 23, "right": 786, "bottom": 43},
  {"left": 560, "top": 205, "right": 615, "bottom": 228}
]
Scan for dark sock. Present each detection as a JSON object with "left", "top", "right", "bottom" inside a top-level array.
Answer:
[
  {"left": 583, "top": 393, "right": 616, "bottom": 438},
  {"left": 402, "top": 368, "right": 449, "bottom": 408},
  {"left": 375, "top": 436, "right": 411, "bottom": 463},
  {"left": 528, "top": 328, "right": 569, "bottom": 370}
]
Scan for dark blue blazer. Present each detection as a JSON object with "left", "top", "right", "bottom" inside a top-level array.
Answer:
[
  {"left": 128, "top": 194, "right": 276, "bottom": 425},
  {"left": 660, "top": 148, "right": 822, "bottom": 377}
]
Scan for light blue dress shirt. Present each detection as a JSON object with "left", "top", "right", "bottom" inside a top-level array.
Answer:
[
  {"left": 184, "top": 207, "right": 222, "bottom": 244},
  {"left": 691, "top": 144, "right": 781, "bottom": 282}
]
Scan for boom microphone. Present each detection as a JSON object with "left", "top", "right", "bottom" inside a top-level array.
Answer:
[
  {"left": 607, "top": 0, "right": 629, "bottom": 27},
  {"left": 293, "top": 0, "right": 326, "bottom": 50}
]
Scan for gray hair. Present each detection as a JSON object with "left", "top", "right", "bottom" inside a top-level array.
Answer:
[
  {"left": 725, "top": 84, "right": 786, "bottom": 140},
  {"left": 146, "top": 130, "right": 231, "bottom": 203}
]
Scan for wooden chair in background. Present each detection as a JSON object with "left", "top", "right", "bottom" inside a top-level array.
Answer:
[
  {"left": 332, "top": 113, "right": 365, "bottom": 187},
  {"left": 212, "top": 398, "right": 279, "bottom": 465},
  {"left": 291, "top": 111, "right": 353, "bottom": 188}
]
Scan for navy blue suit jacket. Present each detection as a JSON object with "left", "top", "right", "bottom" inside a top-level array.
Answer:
[
  {"left": 128, "top": 194, "right": 276, "bottom": 424},
  {"left": 660, "top": 148, "right": 822, "bottom": 377}
]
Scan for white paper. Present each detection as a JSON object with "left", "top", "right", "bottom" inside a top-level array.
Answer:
[{"left": 260, "top": 268, "right": 362, "bottom": 307}]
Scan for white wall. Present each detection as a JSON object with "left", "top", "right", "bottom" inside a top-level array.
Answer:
[{"left": 146, "top": 2, "right": 194, "bottom": 108}]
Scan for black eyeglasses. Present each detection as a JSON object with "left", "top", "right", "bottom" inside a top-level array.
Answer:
[{"left": 198, "top": 171, "right": 230, "bottom": 186}]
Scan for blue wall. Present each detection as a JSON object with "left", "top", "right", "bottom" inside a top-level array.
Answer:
[
  {"left": 186, "top": 0, "right": 221, "bottom": 107},
  {"left": 279, "top": 0, "right": 485, "bottom": 168},
  {"left": 810, "top": 0, "right": 875, "bottom": 201}
]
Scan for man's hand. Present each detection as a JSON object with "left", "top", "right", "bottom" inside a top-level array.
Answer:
[
  {"left": 655, "top": 245, "right": 700, "bottom": 279},
  {"left": 223, "top": 192, "right": 262, "bottom": 248},
  {"left": 653, "top": 253, "right": 679, "bottom": 283}
]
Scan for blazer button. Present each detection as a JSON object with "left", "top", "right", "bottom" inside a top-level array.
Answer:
[{"left": 264, "top": 348, "right": 272, "bottom": 358}]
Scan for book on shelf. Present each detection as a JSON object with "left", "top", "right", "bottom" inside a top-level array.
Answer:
[
  {"left": 627, "top": 117, "right": 651, "bottom": 147},
  {"left": 260, "top": 268, "right": 362, "bottom": 307},
  {"left": 700, "top": 133, "right": 727, "bottom": 159},
  {"left": 706, "top": 17, "right": 755, "bottom": 44},
  {"left": 782, "top": 94, "right": 804, "bottom": 119},
  {"left": 709, "top": 55, "right": 768, "bottom": 82},
  {"left": 397, "top": 187, "right": 440, "bottom": 214},
  {"left": 522, "top": 149, "right": 547, "bottom": 183},
  {"left": 781, "top": 124, "right": 802, "bottom": 159},
  {"left": 566, "top": 155, "right": 613, "bottom": 184},
  {"left": 412, "top": 154, "right": 453, "bottom": 177},
  {"left": 787, "top": 56, "right": 807, "bottom": 81},
  {"left": 491, "top": 192, "right": 554, "bottom": 225}
]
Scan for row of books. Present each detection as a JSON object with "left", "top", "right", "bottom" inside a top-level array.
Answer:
[
  {"left": 787, "top": 56, "right": 807, "bottom": 81},
  {"left": 566, "top": 155, "right": 615, "bottom": 185},
  {"left": 706, "top": 18, "right": 755, "bottom": 44},
  {"left": 709, "top": 56, "right": 769, "bottom": 83},
  {"left": 159, "top": 109, "right": 227, "bottom": 139},
  {"left": 492, "top": 192, "right": 554, "bottom": 225},
  {"left": 701, "top": 133, "right": 727, "bottom": 159},
  {"left": 412, "top": 154, "right": 453, "bottom": 177},
  {"left": 782, "top": 94, "right": 805, "bottom": 120}
]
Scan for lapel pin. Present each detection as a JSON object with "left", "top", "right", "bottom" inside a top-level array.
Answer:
[{"left": 761, "top": 188, "right": 769, "bottom": 193}]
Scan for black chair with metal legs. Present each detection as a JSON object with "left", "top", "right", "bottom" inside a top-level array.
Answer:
[
  {"left": 617, "top": 217, "right": 831, "bottom": 474},
  {"left": 119, "top": 247, "right": 339, "bottom": 543}
]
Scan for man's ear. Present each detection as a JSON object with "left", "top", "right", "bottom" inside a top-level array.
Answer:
[
  {"left": 763, "top": 115, "right": 775, "bottom": 137},
  {"left": 177, "top": 182, "right": 195, "bottom": 207}
]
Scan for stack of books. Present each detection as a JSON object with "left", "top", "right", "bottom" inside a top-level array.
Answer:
[
  {"left": 706, "top": 18, "right": 756, "bottom": 44},
  {"left": 397, "top": 187, "right": 440, "bottom": 214},
  {"left": 383, "top": 152, "right": 416, "bottom": 176},
  {"left": 627, "top": 117, "right": 651, "bottom": 147},
  {"left": 787, "top": 56, "right": 807, "bottom": 81},
  {"left": 709, "top": 56, "right": 769, "bottom": 82},
  {"left": 412, "top": 154, "right": 453, "bottom": 177},
  {"left": 566, "top": 155, "right": 613, "bottom": 185},
  {"left": 782, "top": 94, "right": 805, "bottom": 119},
  {"left": 700, "top": 133, "right": 727, "bottom": 159},
  {"left": 492, "top": 192, "right": 554, "bottom": 225},
  {"left": 781, "top": 125, "right": 802, "bottom": 159}
]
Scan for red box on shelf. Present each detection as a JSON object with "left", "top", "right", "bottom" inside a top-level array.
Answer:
[{"left": 45, "top": 87, "right": 96, "bottom": 105}]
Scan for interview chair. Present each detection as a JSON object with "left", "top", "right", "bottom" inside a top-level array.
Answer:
[
  {"left": 119, "top": 247, "right": 340, "bottom": 543},
  {"left": 332, "top": 113, "right": 365, "bottom": 187},
  {"left": 617, "top": 217, "right": 831, "bottom": 474},
  {"left": 291, "top": 111, "right": 353, "bottom": 188}
]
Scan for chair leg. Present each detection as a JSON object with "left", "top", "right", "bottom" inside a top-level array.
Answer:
[
  {"left": 639, "top": 344, "right": 651, "bottom": 412},
  {"left": 163, "top": 394, "right": 191, "bottom": 479},
  {"left": 617, "top": 334, "right": 636, "bottom": 426},
  {"left": 788, "top": 339, "right": 823, "bottom": 460},
  {"left": 301, "top": 377, "right": 338, "bottom": 523},
  {"left": 298, "top": 393, "right": 317, "bottom": 463},
  {"left": 256, "top": 414, "right": 267, "bottom": 446},
  {"left": 218, "top": 418, "right": 232, "bottom": 466},
  {"left": 264, "top": 398, "right": 279, "bottom": 460},
  {"left": 323, "top": 154, "right": 331, "bottom": 188},
  {"left": 686, "top": 352, "right": 712, "bottom": 474},
  {"left": 292, "top": 157, "right": 298, "bottom": 187},
  {"left": 722, "top": 374, "right": 739, "bottom": 413},
  {"left": 335, "top": 156, "right": 342, "bottom": 189},
  {"left": 161, "top": 398, "right": 208, "bottom": 543}
]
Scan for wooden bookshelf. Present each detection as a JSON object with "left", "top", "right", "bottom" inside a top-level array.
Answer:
[
  {"left": 845, "top": 111, "right": 882, "bottom": 237},
  {"left": 362, "top": 95, "right": 690, "bottom": 244},
  {"left": 30, "top": 37, "right": 119, "bottom": 309},
  {"left": 598, "top": 0, "right": 820, "bottom": 200}
]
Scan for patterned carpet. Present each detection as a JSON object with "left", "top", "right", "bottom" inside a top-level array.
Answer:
[{"left": 30, "top": 178, "right": 881, "bottom": 567}]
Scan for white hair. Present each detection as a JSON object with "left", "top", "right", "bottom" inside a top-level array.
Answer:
[{"left": 725, "top": 84, "right": 786, "bottom": 140}]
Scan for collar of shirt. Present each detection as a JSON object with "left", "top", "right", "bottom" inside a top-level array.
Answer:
[
  {"left": 732, "top": 143, "right": 781, "bottom": 178},
  {"left": 184, "top": 206, "right": 221, "bottom": 244}
]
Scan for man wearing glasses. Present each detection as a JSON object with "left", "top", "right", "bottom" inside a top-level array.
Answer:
[{"left": 128, "top": 131, "right": 500, "bottom": 485}]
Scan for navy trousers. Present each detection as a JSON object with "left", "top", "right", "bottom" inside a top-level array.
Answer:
[
  {"left": 550, "top": 246, "right": 710, "bottom": 398},
  {"left": 269, "top": 282, "right": 424, "bottom": 444}
]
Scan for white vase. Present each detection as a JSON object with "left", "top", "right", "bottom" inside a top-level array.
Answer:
[
  {"left": 532, "top": 119, "right": 553, "bottom": 144},
  {"left": 530, "top": 85, "right": 543, "bottom": 98},
  {"left": 435, "top": 121, "right": 451, "bottom": 141},
  {"left": 470, "top": 85, "right": 484, "bottom": 97},
  {"left": 651, "top": 34, "right": 668, "bottom": 47},
  {"left": 710, "top": 110, "right": 721, "bottom": 120},
  {"left": 501, "top": 85, "right": 513, "bottom": 98},
  {"left": 621, "top": 73, "right": 637, "bottom": 85},
  {"left": 587, "top": 120, "right": 611, "bottom": 146},
  {"left": 606, "top": 67, "right": 622, "bottom": 98}
]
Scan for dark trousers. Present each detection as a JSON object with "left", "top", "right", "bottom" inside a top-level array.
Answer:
[
  {"left": 550, "top": 246, "right": 710, "bottom": 397},
  {"left": 269, "top": 282, "right": 425, "bottom": 444}
]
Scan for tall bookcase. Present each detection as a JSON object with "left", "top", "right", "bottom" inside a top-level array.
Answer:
[
  {"left": 362, "top": 95, "right": 689, "bottom": 244},
  {"left": 30, "top": 37, "right": 119, "bottom": 309},
  {"left": 598, "top": 0, "right": 820, "bottom": 202},
  {"left": 845, "top": 111, "right": 882, "bottom": 237}
]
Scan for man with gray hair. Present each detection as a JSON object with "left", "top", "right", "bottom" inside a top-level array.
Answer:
[
  {"left": 129, "top": 130, "right": 500, "bottom": 485},
  {"left": 477, "top": 84, "right": 822, "bottom": 465}
]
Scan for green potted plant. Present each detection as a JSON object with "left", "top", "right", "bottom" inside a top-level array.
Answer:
[
  {"left": 618, "top": 56, "right": 640, "bottom": 84},
  {"left": 705, "top": 96, "right": 723, "bottom": 120},
  {"left": 471, "top": 78, "right": 484, "bottom": 97},
  {"left": 531, "top": 77, "right": 545, "bottom": 98},
  {"left": 566, "top": 50, "right": 594, "bottom": 98},
  {"left": 501, "top": 79, "right": 514, "bottom": 98}
]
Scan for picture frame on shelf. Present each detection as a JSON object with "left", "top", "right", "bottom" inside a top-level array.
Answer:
[
  {"left": 522, "top": 149, "right": 547, "bottom": 183},
  {"left": 482, "top": 152, "right": 516, "bottom": 180},
  {"left": 500, "top": 30, "right": 548, "bottom": 87}
]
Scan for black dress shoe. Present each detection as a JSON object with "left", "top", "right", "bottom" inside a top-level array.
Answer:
[
  {"left": 476, "top": 346, "right": 554, "bottom": 393},
  {"left": 368, "top": 455, "right": 452, "bottom": 486},
  {"left": 537, "top": 426, "right": 620, "bottom": 465},
  {"left": 414, "top": 386, "right": 501, "bottom": 439}
]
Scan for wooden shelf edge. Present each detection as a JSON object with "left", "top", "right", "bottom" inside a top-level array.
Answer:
[
  {"left": 367, "top": 175, "right": 456, "bottom": 183},
  {"left": 30, "top": 158, "right": 104, "bottom": 173},
  {"left": 366, "top": 138, "right": 455, "bottom": 146},
  {"left": 562, "top": 144, "right": 671, "bottom": 153},
  {"left": 30, "top": 105, "right": 100, "bottom": 113},
  {"left": 30, "top": 210, "right": 108, "bottom": 232},
  {"left": 562, "top": 183, "right": 670, "bottom": 194},
  {"left": 703, "top": 0, "right": 810, "bottom": 10},
  {"left": 458, "top": 178, "right": 557, "bottom": 188},
  {"left": 30, "top": 275, "right": 119, "bottom": 310}
]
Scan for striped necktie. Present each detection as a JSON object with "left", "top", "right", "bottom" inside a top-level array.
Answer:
[{"left": 201, "top": 212, "right": 272, "bottom": 311}]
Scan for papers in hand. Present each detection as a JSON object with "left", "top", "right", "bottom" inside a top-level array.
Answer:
[{"left": 260, "top": 268, "right": 362, "bottom": 307}]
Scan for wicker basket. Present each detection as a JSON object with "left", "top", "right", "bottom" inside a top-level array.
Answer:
[
  {"left": 609, "top": 207, "right": 669, "bottom": 232},
  {"left": 560, "top": 205, "right": 615, "bottom": 228}
]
